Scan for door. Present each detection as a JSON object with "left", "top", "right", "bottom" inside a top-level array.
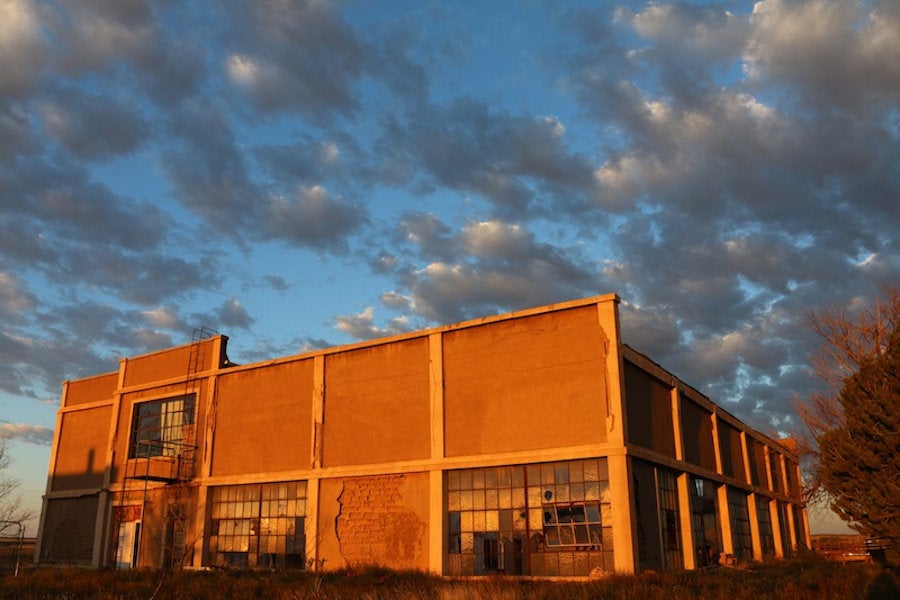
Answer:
[{"left": 115, "top": 520, "right": 141, "bottom": 569}]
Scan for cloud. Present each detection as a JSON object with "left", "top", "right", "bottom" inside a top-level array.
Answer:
[
  {"left": 266, "top": 185, "right": 366, "bottom": 251},
  {"left": 0, "top": 422, "right": 54, "bottom": 446},
  {"left": 334, "top": 307, "right": 410, "bottom": 341},
  {"left": 39, "top": 87, "right": 149, "bottom": 160},
  {"left": 0, "top": 273, "right": 36, "bottom": 322},
  {"left": 745, "top": 0, "right": 900, "bottom": 109},
  {"left": 216, "top": 298, "right": 254, "bottom": 330},
  {"left": 0, "top": 0, "right": 49, "bottom": 98},
  {"left": 223, "top": 0, "right": 367, "bottom": 117}
]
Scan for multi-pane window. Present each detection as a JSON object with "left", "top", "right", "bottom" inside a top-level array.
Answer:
[
  {"left": 448, "top": 458, "right": 613, "bottom": 577},
  {"left": 129, "top": 395, "right": 195, "bottom": 458},
  {"left": 207, "top": 481, "right": 307, "bottom": 569},
  {"left": 756, "top": 496, "right": 775, "bottom": 557},
  {"left": 528, "top": 459, "right": 614, "bottom": 576},
  {"left": 657, "top": 469, "right": 683, "bottom": 570},
  {"left": 728, "top": 488, "right": 753, "bottom": 561},
  {"left": 690, "top": 476, "right": 721, "bottom": 567}
]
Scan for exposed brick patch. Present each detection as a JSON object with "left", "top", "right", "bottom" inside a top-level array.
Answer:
[{"left": 335, "top": 474, "right": 426, "bottom": 568}]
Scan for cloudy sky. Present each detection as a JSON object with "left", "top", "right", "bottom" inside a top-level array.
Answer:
[{"left": 2, "top": 0, "right": 898, "bottom": 534}]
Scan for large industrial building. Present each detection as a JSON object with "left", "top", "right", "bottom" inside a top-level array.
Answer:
[{"left": 35, "top": 294, "right": 809, "bottom": 575}]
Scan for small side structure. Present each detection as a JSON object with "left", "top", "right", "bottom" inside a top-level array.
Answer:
[{"left": 35, "top": 294, "right": 809, "bottom": 575}]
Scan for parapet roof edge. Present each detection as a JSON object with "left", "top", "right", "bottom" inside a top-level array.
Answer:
[
  {"left": 277, "top": 293, "right": 621, "bottom": 363},
  {"left": 621, "top": 344, "right": 798, "bottom": 459}
]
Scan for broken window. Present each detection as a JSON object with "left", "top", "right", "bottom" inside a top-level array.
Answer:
[
  {"left": 206, "top": 481, "right": 307, "bottom": 569},
  {"left": 448, "top": 458, "right": 613, "bottom": 577},
  {"left": 128, "top": 395, "right": 195, "bottom": 458}
]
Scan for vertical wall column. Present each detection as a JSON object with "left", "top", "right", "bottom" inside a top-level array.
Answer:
[
  {"left": 740, "top": 432, "right": 762, "bottom": 560},
  {"left": 717, "top": 485, "right": 734, "bottom": 556},
  {"left": 93, "top": 359, "right": 128, "bottom": 567},
  {"left": 427, "top": 333, "right": 446, "bottom": 575},
  {"left": 676, "top": 473, "right": 695, "bottom": 570},
  {"left": 193, "top": 340, "right": 223, "bottom": 569},
  {"left": 769, "top": 498, "right": 784, "bottom": 557},
  {"left": 596, "top": 298, "right": 636, "bottom": 573}
]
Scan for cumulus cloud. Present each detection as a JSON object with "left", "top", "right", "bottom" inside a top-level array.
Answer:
[
  {"left": 0, "top": 0, "right": 48, "bottom": 98},
  {"left": 0, "top": 422, "right": 54, "bottom": 445},
  {"left": 334, "top": 307, "right": 410, "bottom": 340},
  {"left": 266, "top": 185, "right": 366, "bottom": 251}
]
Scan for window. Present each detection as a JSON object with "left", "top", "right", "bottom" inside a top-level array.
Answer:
[
  {"left": 756, "top": 496, "right": 775, "bottom": 557},
  {"left": 541, "top": 501, "right": 603, "bottom": 547},
  {"left": 728, "top": 488, "right": 753, "bottom": 561},
  {"left": 207, "top": 481, "right": 307, "bottom": 569},
  {"left": 128, "top": 395, "right": 195, "bottom": 458},
  {"left": 690, "top": 476, "right": 721, "bottom": 567},
  {"left": 448, "top": 458, "right": 613, "bottom": 577}
]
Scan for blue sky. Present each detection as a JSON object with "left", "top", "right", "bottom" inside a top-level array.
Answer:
[{"left": 2, "top": 0, "right": 898, "bottom": 536}]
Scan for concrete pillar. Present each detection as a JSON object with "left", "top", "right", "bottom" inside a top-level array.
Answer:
[
  {"left": 428, "top": 333, "right": 446, "bottom": 575},
  {"left": 676, "top": 473, "right": 695, "bottom": 570},
  {"left": 717, "top": 485, "right": 733, "bottom": 556},
  {"left": 608, "top": 452, "right": 637, "bottom": 573}
]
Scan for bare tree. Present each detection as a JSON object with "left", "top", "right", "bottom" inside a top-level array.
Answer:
[
  {"left": 0, "top": 439, "right": 32, "bottom": 536},
  {"left": 796, "top": 285, "right": 900, "bottom": 506}
]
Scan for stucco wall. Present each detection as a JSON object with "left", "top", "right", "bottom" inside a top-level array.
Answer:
[
  {"left": 323, "top": 338, "right": 431, "bottom": 467},
  {"left": 123, "top": 338, "right": 219, "bottom": 387},
  {"left": 52, "top": 406, "right": 112, "bottom": 491},
  {"left": 64, "top": 372, "right": 117, "bottom": 407},
  {"left": 212, "top": 359, "right": 315, "bottom": 475},
  {"left": 443, "top": 305, "right": 609, "bottom": 457}
]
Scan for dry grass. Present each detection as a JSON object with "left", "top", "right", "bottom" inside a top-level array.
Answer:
[{"left": 1, "top": 556, "right": 897, "bottom": 600}]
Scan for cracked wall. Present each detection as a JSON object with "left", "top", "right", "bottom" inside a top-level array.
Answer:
[{"left": 319, "top": 473, "right": 429, "bottom": 570}]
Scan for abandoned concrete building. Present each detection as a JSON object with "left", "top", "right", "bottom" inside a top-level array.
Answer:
[{"left": 36, "top": 294, "right": 809, "bottom": 575}]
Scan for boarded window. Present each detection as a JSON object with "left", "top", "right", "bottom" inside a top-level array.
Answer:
[
  {"left": 40, "top": 495, "right": 99, "bottom": 565},
  {"left": 624, "top": 361, "right": 675, "bottom": 458},
  {"left": 680, "top": 399, "right": 716, "bottom": 471}
]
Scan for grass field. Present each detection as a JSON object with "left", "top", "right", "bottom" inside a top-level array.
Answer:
[{"left": 1, "top": 555, "right": 897, "bottom": 600}]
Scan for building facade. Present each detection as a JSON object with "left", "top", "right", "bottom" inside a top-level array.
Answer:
[{"left": 35, "top": 294, "right": 809, "bottom": 575}]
